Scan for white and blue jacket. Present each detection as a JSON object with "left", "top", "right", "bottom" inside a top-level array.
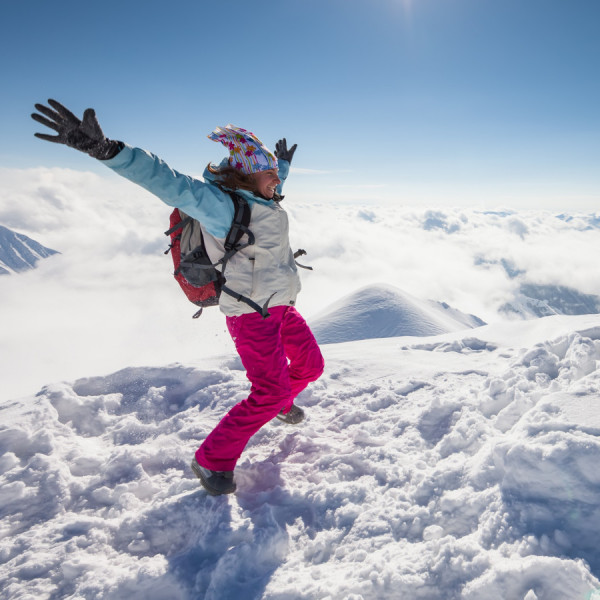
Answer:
[{"left": 104, "top": 145, "right": 301, "bottom": 316}]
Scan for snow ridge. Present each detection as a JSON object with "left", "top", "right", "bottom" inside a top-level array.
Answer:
[
  {"left": 2, "top": 317, "right": 600, "bottom": 599},
  {"left": 310, "top": 284, "right": 485, "bottom": 344},
  {"left": 0, "top": 224, "right": 59, "bottom": 274}
]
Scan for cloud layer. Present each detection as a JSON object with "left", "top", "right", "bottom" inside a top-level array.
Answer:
[{"left": 1, "top": 166, "right": 599, "bottom": 400}]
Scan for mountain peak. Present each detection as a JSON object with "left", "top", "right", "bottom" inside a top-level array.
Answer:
[
  {"left": 309, "top": 283, "right": 485, "bottom": 344},
  {"left": 0, "top": 225, "right": 59, "bottom": 275}
]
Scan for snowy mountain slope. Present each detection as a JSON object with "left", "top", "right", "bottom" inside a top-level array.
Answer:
[
  {"left": 2, "top": 315, "right": 600, "bottom": 599},
  {"left": 309, "top": 283, "right": 485, "bottom": 344},
  {"left": 501, "top": 283, "right": 600, "bottom": 318},
  {"left": 0, "top": 225, "right": 59, "bottom": 274}
]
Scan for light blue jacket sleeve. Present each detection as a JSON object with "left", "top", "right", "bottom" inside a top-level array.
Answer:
[
  {"left": 104, "top": 145, "right": 235, "bottom": 238},
  {"left": 103, "top": 145, "right": 291, "bottom": 238},
  {"left": 276, "top": 160, "right": 289, "bottom": 195}
]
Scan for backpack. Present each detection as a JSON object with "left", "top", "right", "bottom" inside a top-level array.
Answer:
[{"left": 164, "top": 191, "right": 269, "bottom": 319}]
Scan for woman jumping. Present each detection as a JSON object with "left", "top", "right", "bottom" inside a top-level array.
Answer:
[{"left": 32, "top": 99, "right": 325, "bottom": 496}]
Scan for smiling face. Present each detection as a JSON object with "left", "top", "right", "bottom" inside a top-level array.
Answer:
[{"left": 251, "top": 169, "right": 281, "bottom": 199}]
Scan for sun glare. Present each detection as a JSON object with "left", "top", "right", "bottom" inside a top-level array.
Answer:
[{"left": 399, "top": 0, "right": 415, "bottom": 14}]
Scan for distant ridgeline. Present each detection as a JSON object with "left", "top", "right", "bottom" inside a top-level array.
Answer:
[
  {"left": 501, "top": 284, "right": 600, "bottom": 319},
  {"left": 310, "top": 282, "right": 600, "bottom": 345},
  {"left": 0, "top": 225, "right": 59, "bottom": 275}
]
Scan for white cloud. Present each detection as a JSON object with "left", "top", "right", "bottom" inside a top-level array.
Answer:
[{"left": 1, "top": 167, "right": 599, "bottom": 400}]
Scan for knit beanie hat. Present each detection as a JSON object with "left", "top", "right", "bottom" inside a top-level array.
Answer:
[{"left": 208, "top": 124, "right": 278, "bottom": 174}]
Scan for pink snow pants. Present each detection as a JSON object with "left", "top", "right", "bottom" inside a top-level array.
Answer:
[{"left": 195, "top": 305, "right": 324, "bottom": 472}]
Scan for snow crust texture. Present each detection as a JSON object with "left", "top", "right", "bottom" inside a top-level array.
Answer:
[{"left": 2, "top": 317, "right": 600, "bottom": 599}]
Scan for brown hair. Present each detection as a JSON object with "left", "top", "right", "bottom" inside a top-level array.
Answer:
[{"left": 207, "top": 163, "right": 257, "bottom": 193}]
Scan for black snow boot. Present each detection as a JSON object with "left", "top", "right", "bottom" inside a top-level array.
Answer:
[
  {"left": 275, "top": 404, "right": 305, "bottom": 424},
  {"left": 191, "top": 458, "right": 236, "bottom": 496}
]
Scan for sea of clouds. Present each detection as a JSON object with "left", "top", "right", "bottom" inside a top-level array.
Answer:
[{"left": 1, "top": 166, "right": 599, "bottom": 401}]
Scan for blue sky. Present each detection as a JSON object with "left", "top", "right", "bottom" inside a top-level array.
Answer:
[{"left": 2, "top": 0, "right": 599, "bottom": 209}]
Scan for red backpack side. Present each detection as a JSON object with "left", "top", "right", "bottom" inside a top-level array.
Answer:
[
  {"left": 165, "top": 208, "right": 221, "bottom": 317},
  {"left": 164, "top": 193, "right": 254, "bottom": 318}
]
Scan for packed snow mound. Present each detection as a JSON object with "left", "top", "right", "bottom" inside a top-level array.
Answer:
[
  {"left": 3, "top": 315, "right": 600, "bottom": 599},
  {"left": 310, "top": 283, "right": 485, "bottom": 344}
]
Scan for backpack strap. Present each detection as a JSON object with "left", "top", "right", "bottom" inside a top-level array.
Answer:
[
  {"left": 164, "top": 214, "right": 192, "bottom": 237},
  {"left": 225, "top": 192, "right": 252, "bottom": 250},
  {"left": 293, "top": 248, "right": 313, "bottom": 270},
  {"left": 218, "top": 192, "right": 254, "bottom": 267},
  {"left": 221, "top": 286, "right": 274, "bottom": 319},
  {"left": 219, "top": 192, "right": 272, "bottom": 318}
]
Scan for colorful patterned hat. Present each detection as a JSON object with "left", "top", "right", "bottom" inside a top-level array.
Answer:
[{"left": 208, "top": 124, "right": 278, "bottom": 174}]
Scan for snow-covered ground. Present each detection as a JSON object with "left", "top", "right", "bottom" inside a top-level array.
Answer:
[{"left": 2, "top": 314, "right": 600, "bottom": 599}]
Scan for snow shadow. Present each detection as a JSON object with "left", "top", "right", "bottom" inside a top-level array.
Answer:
[
  {"left": 168, "top": 459, "right": 298, "bottom": 600},
  {"left": 417, "top": 401, "right": 461, "bottom": 445},
  {"left": 502, "top": 493, "right": 600, "bottom": 578},
  {"left": 496, "top": 435, "right": 600, "bottom": 579}
]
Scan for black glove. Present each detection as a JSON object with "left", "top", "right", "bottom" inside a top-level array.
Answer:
[
  {"left": 31, "top": 99, "right": 123, "bottom": 160},
  {"left": 275, "top": 138, "right": 297, "bottom": 165}
]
